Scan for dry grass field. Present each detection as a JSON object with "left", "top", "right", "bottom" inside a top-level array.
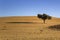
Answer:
[{"left": 0, "top": 16, "right": 60, "bottom": 40}]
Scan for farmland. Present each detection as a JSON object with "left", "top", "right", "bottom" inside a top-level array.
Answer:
[{"left": 0, "top": 16, "right": 60, "bottom": 40}]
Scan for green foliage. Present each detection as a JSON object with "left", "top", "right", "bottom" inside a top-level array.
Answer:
[{"left": 37, "top": 13, "right": 52, "bottom": 23}]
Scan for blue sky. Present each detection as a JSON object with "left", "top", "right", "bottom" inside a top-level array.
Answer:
[{"left": 0, "top": 0, "right": 60, "bottom": 17}]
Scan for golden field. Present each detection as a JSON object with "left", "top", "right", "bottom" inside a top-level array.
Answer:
[{"left": 0, "top": 16, "right": 60, "bottom": 40}]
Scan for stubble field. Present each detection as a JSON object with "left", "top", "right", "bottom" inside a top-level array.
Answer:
[{"left": 0, "top": 16, "right": 60, "bottom": 40}]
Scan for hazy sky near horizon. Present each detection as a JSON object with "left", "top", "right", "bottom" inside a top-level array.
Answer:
[{"left": 0, "top": 0, "right": 60, "bottom": 17}]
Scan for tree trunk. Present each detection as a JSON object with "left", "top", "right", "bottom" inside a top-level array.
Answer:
[{"left": 43, "top": 20, "right": 45, "bottom": 24}]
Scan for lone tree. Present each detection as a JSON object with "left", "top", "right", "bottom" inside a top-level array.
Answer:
[{"left": 37, "top": 13, "right": 51, "bottom": 24}]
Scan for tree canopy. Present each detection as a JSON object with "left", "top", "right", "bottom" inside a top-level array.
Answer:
[{"left": 37, "top": 13, "right": 51, "bottom": 23}]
